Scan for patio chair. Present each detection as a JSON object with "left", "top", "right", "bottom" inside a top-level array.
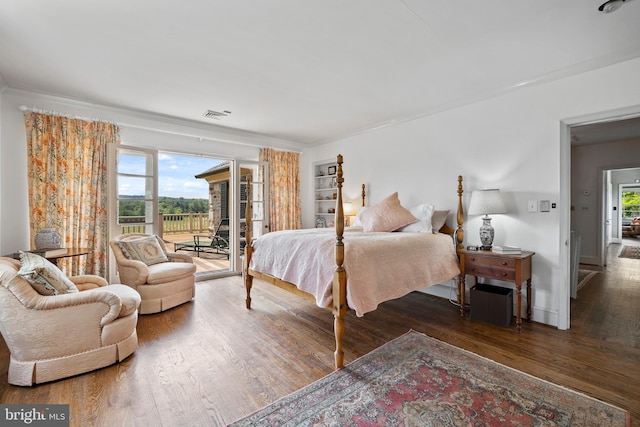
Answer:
[
  {"left": 211, "top": 218, "right": 230, "bottom": 255},
  {"left": 174, "top": 218, "right": 230, "bottom": 258}
]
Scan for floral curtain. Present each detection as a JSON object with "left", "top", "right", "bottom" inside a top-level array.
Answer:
[
  {"left": 259, "top": 148, "right": 301, "bottom": 231},
  {"left": 24, "top": 112, "right": 120, "bottom": 277}
]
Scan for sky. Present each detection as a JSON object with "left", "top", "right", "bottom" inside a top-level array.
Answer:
[
  {"left": 118, "top": 152, "right": 223, "bottom": 199},
  {"left": 157, "top": 153, "right": 223, "bottom": 198}
]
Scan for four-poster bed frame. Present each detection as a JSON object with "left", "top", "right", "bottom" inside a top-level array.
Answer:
[{"left": 243, "top": 154, "right": 464, "bottom": 369}]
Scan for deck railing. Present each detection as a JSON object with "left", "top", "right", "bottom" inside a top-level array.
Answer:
[{"left": 118, "top": 213, "right": 211, "bottom": 235}]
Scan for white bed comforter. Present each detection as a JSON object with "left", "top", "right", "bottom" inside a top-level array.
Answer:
[{"left": 249, "top": 228, "right": 460, "bottom": 317}]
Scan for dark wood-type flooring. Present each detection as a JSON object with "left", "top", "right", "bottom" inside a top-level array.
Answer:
[{"left": 1, "top": 242, "right": 638, "bottom": 426}]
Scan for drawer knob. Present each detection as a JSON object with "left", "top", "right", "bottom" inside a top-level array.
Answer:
[
  {"left": 501, "top": 272, "right": 507, "bottom": 277},
  {"left": 502, "top": 261, "right": 508, "bottom": 266}
]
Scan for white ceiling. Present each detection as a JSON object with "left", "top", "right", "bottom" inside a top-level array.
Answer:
[{"left": 1, "top": 1, "right": 640, "bottom": 145}]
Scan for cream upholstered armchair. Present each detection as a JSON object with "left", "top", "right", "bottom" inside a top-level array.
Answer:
[
  {"left": 110, "top": 233, "right": 196, "bottom": 314},
  {"left": 0, "top": 256, "right": 141, "bottom": 386}
]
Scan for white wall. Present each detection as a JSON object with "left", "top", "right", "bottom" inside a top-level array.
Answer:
[
  {"left": 301, "top": 57, "right": 640, "bottom": 328},
  {"left": 0, "top": 88, "right": 300, "bottom": 256},
  {"left": 0, "top": 82, "right": 4, "bottom": 251},
  {"left": 571, "top": 139, "right": 640, "bottom": 264},
  {"left": 3, "top": 57, "right": 640, "bottom": 329}
]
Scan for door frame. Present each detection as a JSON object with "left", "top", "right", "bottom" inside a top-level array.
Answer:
[
  {"left": 109, "top": 145, "right": 259, "bottom": 278},
  {"left": 560, "top": 105, "right": 640, "bottom": 330},
  {"left": 107, "top": 144, "right": 159, "bottom": 282},
  {"left": 233, "top": 160, "right": 269, "bottom": 271}
]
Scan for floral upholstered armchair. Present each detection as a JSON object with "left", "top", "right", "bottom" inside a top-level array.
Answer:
[{"left": 0, "top": 255, "right": 141, "bottom": 386}]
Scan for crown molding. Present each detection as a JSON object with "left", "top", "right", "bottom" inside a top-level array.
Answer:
[
  {"left": 310, "top": 53, "right": 640, "bottom": 147},
  {"left": 4, "top": 87, "right": 305, "bottom": 152}
]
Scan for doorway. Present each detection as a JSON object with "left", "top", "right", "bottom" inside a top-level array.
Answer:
[
  {"left": 156, "top": 152, "right": 232, "bottom": 277},
  {"left": 564, "top": 113, "right": 640, "bottom": 330},
  {"left": 619, "top": 183, "right": 640, "bottom": 248},
  {"left": 108, "top": 146, "right": 260, "bottom": 281}
]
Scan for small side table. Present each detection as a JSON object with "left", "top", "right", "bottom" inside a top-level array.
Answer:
[
  {"left": 44, "top": 248, "right": 92, "bottom": 265},
  {"left": 459, "top": 249, "right": 535, "bottom": 333},
  {"left": 5, "top": 248, "right": 92, "bottom": 264}
]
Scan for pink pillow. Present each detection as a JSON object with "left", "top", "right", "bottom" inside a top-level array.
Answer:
[{"left": 358, "top": 192, "right": 416, "bottom": 232}]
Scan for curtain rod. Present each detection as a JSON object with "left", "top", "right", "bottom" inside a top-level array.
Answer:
[{"left": 18, "top": 105, "right": 116, "bottom": 125}]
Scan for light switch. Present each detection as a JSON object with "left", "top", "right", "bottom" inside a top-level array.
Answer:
[
  {"left": 528, "top": 200, "right": 538, "bottom": 212},
  {"left": 540, "top": 200, "right": 550, "bottom": 212}
]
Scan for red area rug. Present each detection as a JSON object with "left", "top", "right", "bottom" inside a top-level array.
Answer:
[{"left": 229, "top": 330, "right": 629, "bottom": 426}]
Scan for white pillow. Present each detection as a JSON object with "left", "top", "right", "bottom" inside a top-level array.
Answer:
[
  {"left": 352, "top": 206, "right": 368, "bottom": 228},
  {"left": 431, "top": 210, "right": 450, "bottom": 233},
  {"left": 399, "top": 203, "right": 435, "bottom": 232}
]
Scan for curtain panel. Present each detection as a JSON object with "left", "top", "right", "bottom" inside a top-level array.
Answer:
[
  {"left": 258, "top": 148, "right": 301, "bottom": 231},
  {"left": 24, "top": 112, "right": 120, "bottom": 276}
]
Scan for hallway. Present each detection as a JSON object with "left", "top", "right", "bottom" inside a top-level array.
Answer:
[{"left": 573, "top": 240, "right": 640, "bottom": 348}]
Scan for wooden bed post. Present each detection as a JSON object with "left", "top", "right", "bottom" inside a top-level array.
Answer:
[
  {"left": 244, "top": 175, "right": 253, "bottom": 309},
  {"left": 456, "top": 175, "right": 465, "bottom": 316},
  {"left": 456, "top": 175, "right": 464, "bottom": 254},
  {"left": 333, "top": 154, "right": 347, "bottom": 369}
]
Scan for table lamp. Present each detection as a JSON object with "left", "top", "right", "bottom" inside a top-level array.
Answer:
[
  {"left": 343, "top": 201, "right": 354, "bottom": 226},
  {"left": 468, "top": 189, "right": 507, "bottom": 250}
]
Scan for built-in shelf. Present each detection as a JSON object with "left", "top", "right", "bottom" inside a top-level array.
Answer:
[{"left": 314, "top": 160, "right": 338, "bottom": 228}]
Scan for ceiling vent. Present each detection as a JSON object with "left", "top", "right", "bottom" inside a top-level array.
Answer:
[{"left": 203, "top": 110, "right": 231, "bottom": 120}]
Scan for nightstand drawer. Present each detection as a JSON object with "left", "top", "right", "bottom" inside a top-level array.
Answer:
[
  {"left": 466, "top": 264, "right": 516, "bottom": 281},
  {"left": 465, "top": 255, "right": 516, "bottom": 270},
  {"left": 464, "top": 256, "right": 516, "bottom": 281}
]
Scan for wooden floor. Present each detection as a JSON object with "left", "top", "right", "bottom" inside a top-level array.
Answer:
[{"left": 0, "top": 243, "right": 638, "bottom": 426}]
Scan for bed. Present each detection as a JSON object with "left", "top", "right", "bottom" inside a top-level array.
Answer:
[{"left": 243, "top": 154, "right": 465, "bottom": 369}]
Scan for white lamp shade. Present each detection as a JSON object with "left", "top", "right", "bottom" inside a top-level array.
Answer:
[{"left": 468, "top": 189, "right": 507, "bottom": 216}]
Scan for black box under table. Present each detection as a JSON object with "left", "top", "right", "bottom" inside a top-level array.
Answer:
[{"left": 470, "top": 283, "right": 513, "bottom": 327}]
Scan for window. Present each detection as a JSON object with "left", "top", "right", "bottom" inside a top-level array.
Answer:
[
  {"left": 114, "top": 146, "right": 157, "bottom": 235},
  {"left": 621, "top": 189, "right": 640, "bottom": 225}
]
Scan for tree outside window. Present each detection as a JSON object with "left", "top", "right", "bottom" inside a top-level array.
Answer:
[{"left": 621, "top": 190, "right": 640, "bottom": 222}]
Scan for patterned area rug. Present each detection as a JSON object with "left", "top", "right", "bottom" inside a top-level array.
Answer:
[
  {"left": 229, "top": 331, "right": 629, "bottom": 426},
  {"left": 619, "top": 245, "right": 640, "bottom": 259}
]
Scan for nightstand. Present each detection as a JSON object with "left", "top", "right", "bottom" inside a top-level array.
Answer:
[{"left": 459, "top": 249, "right": 535, "bottom": 333}]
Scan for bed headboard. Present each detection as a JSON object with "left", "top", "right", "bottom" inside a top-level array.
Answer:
[{"left": 350, "top": 177, "right": 463, "bottom": 253}]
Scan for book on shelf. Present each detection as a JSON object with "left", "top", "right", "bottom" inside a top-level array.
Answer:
[
  {"left": 492, "top": 245, "right": 521, "bottom": 254},
  {"left": 30, "top": 247, "right": 68, "bottom": 257}
]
